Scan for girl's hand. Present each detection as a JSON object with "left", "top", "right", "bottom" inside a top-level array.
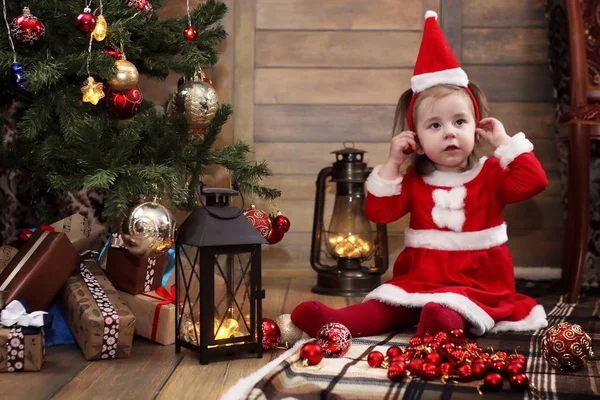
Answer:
[
  {"left": 475, "top": 117, "right": 511, "bottom": 148},
  {"left": 381, "top": 131, "right": 418, "bottom": 178}
]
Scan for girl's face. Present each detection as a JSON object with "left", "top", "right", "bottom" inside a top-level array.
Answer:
[{"left": 414, "top": 93, "right": 476, "bottom": 172}]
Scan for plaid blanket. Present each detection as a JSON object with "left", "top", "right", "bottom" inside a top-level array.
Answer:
[{"left": 223, "top": 282, "right": 600, "bottom": 400}]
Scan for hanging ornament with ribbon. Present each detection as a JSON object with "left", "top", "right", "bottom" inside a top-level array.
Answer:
[
  {"left": 10, "top": 6, "right": 45, "bottom": 46},
  {"left": 2, "top": 2, "right": 27, "bottom": 90},
  {"left": 92, "top": 0, "right": 107, "bottom": 42},
  {"left": 183, "top": 0, "right": 197, "bottom": 41},
  {"left": 76, "top": 1, "right": 97, "bottom": 34}
]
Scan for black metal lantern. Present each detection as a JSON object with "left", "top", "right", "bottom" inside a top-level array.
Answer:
[
  {"left": 174, "top": 186, "right": 267, "bottom": 364},
  {"left": 311, "top": 143, "right": 389, "bottom": 296}
]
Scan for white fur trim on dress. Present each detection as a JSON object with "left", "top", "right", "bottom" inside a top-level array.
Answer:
[
  {"left": 404, "top": 223, "right": 508, "bottom": 251},
  {"left": 488, "top": 304, "right": 548, "bottom": 333},
  {"left": 493, "top": 132, "right": 534, "bottom": 169},
  {"left": 432, "top": 186, "right": 466, "bottom": 232},
  {"left": 366, "top": 164, "right": 403, "bottom": 197},
  {"left": 364, "top": 284, "right": 495, "bottom": 336},
  {"left": 411, "top": 67, "right": 469, "bottom": 93},
  {"left": 423, "top": 157, "right": 487, "bottom": 187},
  {"left": 432, "top": 208, "right": 465, "bottom": 232},
  {"left": 425, "top": 10, "right": 438, "bottom": 20}
]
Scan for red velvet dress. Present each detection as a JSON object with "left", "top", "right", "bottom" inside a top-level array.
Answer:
[{"left": 363, "top": 133, "right": 549, "bottom": 335}]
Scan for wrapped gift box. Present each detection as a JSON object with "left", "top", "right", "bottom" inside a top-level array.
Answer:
[
  {"left": 50, "top": 213, "right": 106, "bottom": 253},
  {"left": 105, "top": 235, "right": 167, "bottom": 295},
  {"left": 59, "top": 261, "right": 136, "bottom": 360},
  {"left": 0, "top": 246, "right": 18, "bottom": 274},
  {"left": 0, "top": 231, "right": 79, "bottom": 311},
  {"left": 0, "top": 326, "right": 46, "bottom": 372},
  {"left": 118, "top": 286, "right": 176, "bottom": 345}
]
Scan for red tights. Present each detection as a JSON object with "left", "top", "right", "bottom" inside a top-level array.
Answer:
[{"left": 290, "top": 300, "right": 465, "bottom": 338}]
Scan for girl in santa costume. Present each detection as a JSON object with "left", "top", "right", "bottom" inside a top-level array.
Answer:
[{"left": 291, "top": 10, "right": 549, "bottom": 339}]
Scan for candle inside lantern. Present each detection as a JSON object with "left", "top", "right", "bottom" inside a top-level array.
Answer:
[{"left": 327, "top": 233, "right": 373, "bottom": 259}]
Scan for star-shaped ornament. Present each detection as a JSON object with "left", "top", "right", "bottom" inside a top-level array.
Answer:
[{"left": 81, "top": 76, "right": 105, "bottom": 105}]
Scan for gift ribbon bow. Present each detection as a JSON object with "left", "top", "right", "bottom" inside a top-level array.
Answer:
[
  {"left": 142, "top": 285, "right": 176, "bottom": 341},
  {"left": 20, "top": 224, "right": 55, "bottom": 241},
  {"left": 0, "top": 300, "right": 50, "bottom": 328}
]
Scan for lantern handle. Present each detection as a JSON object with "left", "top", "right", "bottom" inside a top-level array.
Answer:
[{"left": 197, "top": 182, "right": 246, "bottom": 220}]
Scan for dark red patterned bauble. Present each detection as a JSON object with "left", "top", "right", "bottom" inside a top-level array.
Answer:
[
  {"left": 387, "top": 362, "right": 407, "bottom": 382},
  {"left": 408, "top": 336, "right": 422, "bottom": 348},
  {"left": 509, "top": 373, "right": 529, "bottom": 391},
  {"left": 471, "top": 362, "right": 488, "bottom": 380},
  {"left": 494, "top": 351, "right": 508, "bottom": 361},
  {"left": 424, "top": 352, "right": 442, "bottom": 367},
  {"left": 457, "top": 364, "right": 473, "bottom": 382},
  {"left": 261, "top": 318, "right": 281, "bottom": 350},
  {"left": 386, "top": 346, "right": 402, "bottom": 359},
  {"left": 434, "top": 332, "right": 449, "bottom": 344},
  {"left": 449, "top": 328, "right": 465, "bottom": 344},
  {"left": 438, "top": 362, "right": 453, "bottom": 377},
  {"left": 541, "top": 321, "right": 594, "bottom": 371},
  {"left": 76, "top": 11, "right": 97, "bottom": 34},
  {"left": 483, "top": 372, "right": 504, "bottom": 391},
  {"left": 421, "top": 363, "right": 438, "bottom": 381},
  {"left": 183, "top": 26, "right": 198, "bottom": 41},
  {"left": 408, "top": 358, "right": 423, "bottom": 377},
  {"left": 300, "top": 342, "right": 323, "bottom": 366},
  {"left": 128, "top": 0, "right": 153, "bottom": 12},
  {"left": 106, "top": 85, "right": 143, "bottom": 119},
  {"left": 272, "top": 214, "right": 291, "bottom": 234},
  {"left": 244, "top": 206, "right": 272, "bottom": 240},
  {"left": 10, "top": 8, "right": 45, "bottom": 46},
  {"left": 367, "top": 351, "right": 384, "bottom": 368},
  {"left": 316, "top": 322, "right": 352, "bottom": 358}
]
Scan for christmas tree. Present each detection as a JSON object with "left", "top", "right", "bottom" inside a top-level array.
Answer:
[{"left": 0, "top": 0, "right": 279, "bottom": 233}]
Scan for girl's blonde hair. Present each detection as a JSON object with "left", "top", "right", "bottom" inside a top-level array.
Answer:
[{"left": 391, "top": 82, "right": 489, "bottom": 176}]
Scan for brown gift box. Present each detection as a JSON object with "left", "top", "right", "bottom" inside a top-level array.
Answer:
[
  {"left": 59, "top": 261, "right": 136, "bottom": 360},
  {"left": 106, "top": 247, "right": 167, "bottom": 295},
  {"left": 0, "top": 246, "right": 18, "bottom": 275},
  {"left": 50, "top": 213, "right": 105, "bottom": 253},
  {"left": 118, "top": 287, "right": 176, "bottom": 345},
  {"left": 0, "top": 231, "right": 79, "bottom": 311},
  {"left": 0, "top": 327, "right": 45, "bottom": 372}
]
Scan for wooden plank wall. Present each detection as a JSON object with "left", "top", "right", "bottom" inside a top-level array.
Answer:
[{"left": 143, "top": 0, "right": 563, "bottom": 274}]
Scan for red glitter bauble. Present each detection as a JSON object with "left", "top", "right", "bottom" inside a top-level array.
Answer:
[
  {"left": 261, "top": 318, "right": 281, "bottom": 350},
  {"left": 10, "top": 7, "right": 45, "bottom": 46},
  {"left": 457, "top": 364, "right": 473, "bottom": 382},
  {"left": 386, "top": 346, "right": 403, "bottom": 359},
  {"left": 183, "top": 26, "right": 198, "bottom": 41},
  {"left": 76, "top": 11, "right": 97, "bottom": 34},
  {"left": 300, "top": 342, "right": 323, "bottom": 366},
  {"left": 509, "top": 373, "right": 530, "bottom": 391},
  {"left": 440, "top": 342, "right": 456, "bottom": 355},
  {"left": 272, "top": 214, "right": 291, "bottom": 234},
  {"left": 494, "top": 351, "right": 508, "bottom": 361},
  {"left": 541, "top": 321, "right": 594, "bottom": 371},
  {"left": 367, "top": 351, "right": 384, "bottom": 368},
  {"left": 316, "top": 322, "right": 352, "bottom": 358},
  {"left": 106, "top": 85, "right": 143, "bottom": 119},
  {"left": 387, "top": 362, "right": 407, "bottom": 382},
  {"left": 483, "top": 372, "right": 504, "bottom": 391},
  {"left": 244, "top": 206, "right": 272, "bottom": 240},
  {"left": 423, "top": 335, "right": 434, "bottom": 344}
]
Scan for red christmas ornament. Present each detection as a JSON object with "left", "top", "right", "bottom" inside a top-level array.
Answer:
[
  {"left": 509, "top": 373, "right": 529, "bottom": 391},
  {"left": 465, "top": 342, "right": 480, "bottom": 353},
  {"left": 10, "top": 7, "right": 45, "bottom": 46},
  {"left": 422, "top": 335, "right": 434, "bottom": 345},
  {"left": 421, "top": 363, "right": 438, "bottom": 381},
  {"left": 128, "top": 0, "right": 153, "bottom": 12},
  {"left": 541, "top": 321, "right": 594, "bottom": 371},
  {"left": 367, "top": 351, "right": 384, "bottom": 368},
  {"left": 471, "top": 362, "right": 488, "bottom": 380},
  {"left": 456, "top": 364, "right": 473, "bottom": 382},
  {"left": 449, "top": 328, "right": 465, "bottom": 344},
  {"left": 438, "top": 362, "right": 453, "bottom": 377},
  {"left": 316, "top": 322, "right": 352, "bottom": 358},
  {"left": 261, "top": 318, "right": 281, "bottom": 350},
  {"left": 76, "top": 8, "right": 97, "bottom": 34},
  {"left": 386, "top": 346, "right": 403, "bottom": 359},
  {"left": 408, "top": 358, "right": 423, "bottom": 377},
  {"left": 300, "top": 342, "right": 323, "bottom": 366},
  {"left": 451, "top": 349, "right": 466, "bottom": 362},
  {"left": 106, "top": 85, "right": 143, "bottom": 119},
  {"left": 434, "top": 332, "right": 449, "bottom": 344},
  {"left": 272, "top": 214, "right": 291, "bottom": 234},
  {"left": 491, "top": 359, "right": 507, "bottom": 374},
  {"left": 506, "top": 361, "right": 526, "bottom": 377},
  {"left": 183, "top": 26, "right": 198, "bottom": 41},
  {"left": 408, "top": 336, "right": 422, "bottom": 348},
  {"left": 440, "top": 342, "right": 456, "bottom": 355},
  {"left": 389, "top": 355, "right": 406, "bottom": 365},
  {"left": 424, "top": 352, "right": 442, "bottom": 367},
  {"left": 244, "top": 205, "right": 272, "bottom": 239},
  {"left": 482, "top": 372, "right": 504, "bottom": 392},
  {"left": 103, "top": 49, "right": 123, "bottom": 60},
  {"left": 494, "top": 351, "right": 508, "bottom": 361},
  {"left": 428, "top": 341, "right": 440, "bottom": 353},
  {"left": 266, "top": 227, "right": 284, "bottom": 245},
  {"left": 510, "top": 353, "right": 528, "bottom": 365},
  {"left": 387, "top": 362, "right": 408, "bottom": 382}
]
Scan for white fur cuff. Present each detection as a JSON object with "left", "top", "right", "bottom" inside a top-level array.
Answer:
[
  {"left": 366, "top": 165, "right": 403, "bottom": 197},
  {"left": 494, "top": 132, "right": 534, "bottom": 169}
]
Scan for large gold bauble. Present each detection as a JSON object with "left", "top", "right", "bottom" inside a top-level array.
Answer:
[
  {"left": 108, "top": 60, "right": 139, "bottom": 93},
  {"left": 170, "top": 80, "right": 218, "bottom": 130},
  {"left": 121, "top": 201, "right": 177, "bottom": 258}
]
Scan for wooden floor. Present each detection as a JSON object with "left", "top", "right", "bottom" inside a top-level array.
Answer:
[{"left": 0, "top": 274, "right": 380, "bottom": 400}]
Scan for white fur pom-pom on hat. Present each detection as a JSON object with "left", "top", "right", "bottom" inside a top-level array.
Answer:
[{"left": 424, "top": 10, "right": 438, "bottom": 20}]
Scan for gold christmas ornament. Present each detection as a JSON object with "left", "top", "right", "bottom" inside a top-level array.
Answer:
[
  {"left": 275, "top": 314, "right": 303, "bottom": 348},
  {"left": 108, "top": 59, "right": 139, "bottom": 92},
  {"left": 169, "top": 79, "right": 218, "bottom": 130},
  {"left": 92, "top": 15, "right": 107, "bottom": 41},
  {"left": 81, "top": 76, "right": 105, "bottom": 105},
  {"left": 121, "top": 200, "right": 177, "bottom": 258}
]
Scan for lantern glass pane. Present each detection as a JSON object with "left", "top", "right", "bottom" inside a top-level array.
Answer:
[
  {"left": 177, "top": 245, "right": 202, "bottom": 346},
  {"left": 325, "top": 193, "right": 376, "bottom": 260}
]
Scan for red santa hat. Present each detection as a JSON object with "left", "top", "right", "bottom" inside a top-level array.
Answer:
[{"left": 407, "top": 10, "right": 480, "bottom": 132}]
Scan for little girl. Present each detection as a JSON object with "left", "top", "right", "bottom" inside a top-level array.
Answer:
[{"left": 291, "top": 11, "right": 549, "bottom": 338}]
